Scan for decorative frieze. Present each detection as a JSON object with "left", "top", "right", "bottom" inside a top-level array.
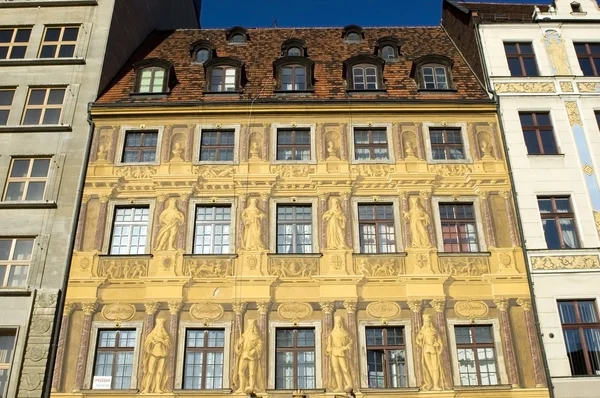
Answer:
[
  {"left": 531, "top": 255, "right": 600, "bottom": 270},
  {"left": 354, "top": 255, "right": 404, "bottom": 276},
  {"left": 494, "top": 82, "right": 556, "bottom": 94},
  {"left": 269, "top": 256, "right": 319, "bottom": 277},
  {"left": 183, "top": 256, "right": 234, "bottom": 278},
  {"left": 97, "top": 256, "right": 149, "bottom": 279},
  {"left": 438, "top": 256, "right": 491, "bottom": 276}
]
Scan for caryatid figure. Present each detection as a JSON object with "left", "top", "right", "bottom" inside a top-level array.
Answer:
[
  {"left": 140, "top": 318, "right": 171, "bottom": 393},
  {"left": 416, "top": 314, "right": 444, "bottom": 391},
  {"left": 234, "top": 319, "right": 264, "bottom": 393},
  {"left": 326, "top": 316, "right": 354, "bottom": 392}
]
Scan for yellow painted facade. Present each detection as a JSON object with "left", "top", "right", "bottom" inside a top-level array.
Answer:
[{"left": 51, "top": 102, "right": 550, "bottom": 398}]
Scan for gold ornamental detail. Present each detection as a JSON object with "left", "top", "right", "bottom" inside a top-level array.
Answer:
[
  {"left": 101, "top": 303, "right": 136, "bottom": 323},
  {"left": 454, "top": 300, "right": 489, "bottom": 320},
  {"left": 494, "top": 82, "right": 555, "bottom": 94},
  {"left": 366, "top": 301, "right": 401, "bottom": 322},
  {"left": 277, "top": 302, "right": 313, "bottom": 323},
  {"left": 531, "top": 255, "right": 600, "bottom": 270}
]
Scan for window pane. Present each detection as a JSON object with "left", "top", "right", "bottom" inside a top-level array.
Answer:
[
  {"left": 507, "top": 58, "right": 523, "bottom": 76},
  {"left": 564, "top": 329, "right": 588, "bottom": 375},
  {"left": 542, "top": 219, "right": 562, "bottom": 249},
  {"left": 58, "top": 45, "right": 75, "bottom": 58},
  {"left": 31, "top": 159, "right": 50, "bottom": 177},
  {"left": 25, "top": 182, "right": 45, "bottom": 201},
  {"left": 44, "top": 28, "right": 61, "bottom": 41},
  {"left": 63, "top": 27, "right": 79, "bottom": 41},
  {"left": 42, "top": 109, "right": 61, "bottom": 125}
]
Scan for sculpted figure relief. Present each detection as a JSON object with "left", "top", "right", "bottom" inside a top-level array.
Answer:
[
  {"left": 234, "top": 319, "right": 264, "bottom": 393},
  {"left": 242, "top": 198, "right": 267, "bottom": 250},
  {"left": 405, "top": 197, "right": 431, "bottom": 248},
  {"left": 545, "top": 31, "right": 570, "bottom": 75},
  {"left": 323, "top": 197, "right": 348, "bottom": 249},
  {"left": 416, "top": 314, "right": 444, "bottom": 391},
  {"left": 155, "top": 198, "right": 184, "bottom": 251},
  {"left": 326, "top": 316, "right": 353, "bottom": 392},
  {"left": 141, "top": 319, "right": 171, "bottom": 393}
]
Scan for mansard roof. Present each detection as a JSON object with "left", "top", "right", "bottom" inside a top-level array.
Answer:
[{"left": 96, "top": 26, "right": 491, "bottom": 105}]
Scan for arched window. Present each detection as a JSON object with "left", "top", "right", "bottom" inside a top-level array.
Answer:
[
  {"left": 211, "top": 66, "right": 237, "bottom": 92},
  {"left": 346, "top": 32, "right": 361, "bottom": 42},
  {"left": 352, "top": 64, "right": 378, "bottom": 90},
  {"left": 343, "top": 25, "right": 364, "bottom": 43},
  {"left": 281, "top": 65, "right": 306, "bottom": 91},
  {"left": 381, "top": 45, "right": 395, "bottom": 60},
  {"left": 134, "top": 59, "right": 173, "bottom": 94},
  {"left": 287, "top": 47, "right": 302, "bottom": 57},
  {"left": 422, "top": 64, "right": 449, "bottom": 90},
  {"left": 195, "top": 48, "right": 211, "bottom": 63},
  {"left": 230, "top": 34, "right": 245, "bottom": 44}
]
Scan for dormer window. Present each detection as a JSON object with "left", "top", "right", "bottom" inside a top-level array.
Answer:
[
  {"left": 204, "top": 57, "right": 244, "bottom": 93},
  {"left": 281, "top": 38, "right": 307, "bottom": 58},
  {"left": 376, "top": 37, "right": 401, "bottom": 61},
  {"left": 133, "top": 59, "right": 172, "bottom": 94},
  {"left": 571, "top": 1, "right": 582, "bottom": 12},
  {"left": 274, "top": 51, "right": 315, "bottom": 92},
  {"left": 343, "top": 25, "right": 364, "bottom": 43},
  {"left": 190, "top": 40, "right": 214, "bottom": 64},
  {"left": 287, "top": 47, "right": 301, "bottom": 57},
  {"left": 226, "top": 27, "right": 249, "bottom": 44},
  {"left": 282, "top": 65, "right": 306, "bottom": 90},
  {"left": 343, "top": 54, "right": 385, "bottom": 91},
  {"left": 381, "top": 46, "right": 395, "bottom": 60},
  {"left": 411, "top": 55, "right": 455, "bottom": 91},
  {"left": 195, "top": 49, "right": 211, "bottom": 63}
]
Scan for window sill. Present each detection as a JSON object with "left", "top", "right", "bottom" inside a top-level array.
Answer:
[
  {"left": 554, "top": 375, "right": 600, "bottom": 379},
  {"left": 195, "top": 161, "right": 236, "bottom": 166},
  {"left": 272, "top": 160, "right": 317, "bottom": 165},
  {"left": 274, "top": 89, "right": 315, "bottom": 95},
  {"left": 183, "top": 254, "right": 238, "bottom": 260},
  {"left": 202, "top": 91, "right": 242, "bottom": 96},
  {"left": 0, "top": 57, "right": 85, "bottom": 66},
  {"left": 129, "top": 92, "right": 169, "bottom": 99},
  {"left": 354, "top": 252, "right": 407, "bottom": 258},
  {"left": 265, "top": 389, "right": 326, "bottom": 394},
  {"left": 115, "top": 162, "right": 159, "bottom": 167},
  {"left": 359, "top": 387, "right": 420, "bottom": 393},
  {"left": 80, "top": 389, "right": 139, "bottom": 395},
  {"left": 0, "top": 125, "right": 72, "bottom": 133},
  {"left": 0, "top": 201, "right": 57, "bottom": 209},
  {"left": 453, "top": 384, "right": 512, "bottom": 391},
  {"left": 98, "top": 254, "right": 153, "bottom": 259},
  {"left": 427, "top": 159, "right": 471, "bottom": 164},
  {"left": 527, "top": 153, "right": 565, "bottom": 158},
  {"left": 0, "top": 0, "right": 97, "bottom": 7},
  {"left": 172, "top": 389, "right": 233, "bottom": 394},
  {"left": 418, "top": 88, "right": 458, "bottom": 93},
  {"left": 438, "top": 252, "right": 491, "bottom": 258},
  {"left": 351, "top": 159, "right": 395, "bottom": 165},
  {"left": 268, "top": 253, "right": 323, "bottom": 258},
  {"left": 346, "top": 89, "right": 387, "bottom": 95},
  {"left": 0, "top": 287, "right": 32, "bottom": 296}
]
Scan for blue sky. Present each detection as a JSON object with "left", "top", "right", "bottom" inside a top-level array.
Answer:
[{"left": 201, "top": 0, "right": 552, "bottom": 28}]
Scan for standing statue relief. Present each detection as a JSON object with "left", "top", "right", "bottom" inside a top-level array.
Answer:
[
  {"left": 416, "top": 314, "right": 445, "bottom": 391},
  {"left": 323, "top": 197, "right": 348, "bottom": 250},
  {"left": 234, "top": 319, "right": 264, "bottom": 393},
  {"left": 405, "top": 197, "right": 431, "bottom": 248},
  {"left": 141, "top": 318, "right": 171, "bottom": 393},
  {"left": 154, "top": 198, "right": 184, "bottom": 251},
  {"left": 242, "top": 198, "right": 267, "bottom": 250},
  {"left": 326, "top": 316, "right": 354, "bottom": 392}
]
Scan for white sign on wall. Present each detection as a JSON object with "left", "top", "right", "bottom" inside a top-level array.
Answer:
[{"left": 92, "top": 376, "right": 112, "bottom": 389}]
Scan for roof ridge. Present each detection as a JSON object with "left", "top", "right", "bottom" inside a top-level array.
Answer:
[{"left": 176, "top": 26, "right": 443, "bottom": 31}]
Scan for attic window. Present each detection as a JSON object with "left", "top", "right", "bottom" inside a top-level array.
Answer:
[
  {"left": 288, "top": 47, "right": 301, "bottom": 57},
  {"left": 381, "top": 46, "right": 395, "bottom": 60},
  {"left": 343, "top": 54, "right": 386, "bottom": 91},
  {"left": 571, "top": 2, "right": 582, "bottom": 12},
  {"left": 230, "top": 34, "right": 245, "bottom": 44},
  {"left": 411, "top": 55, "right": 455, "bottom": 91},
  {"left": 133, "top": 59, "right": 173, "bottom": 94},
  {"left": 226, "top": 27, "right": 249, "bottom": 44},
  {"left": 343, "top": 25, "right": 364, "bottom": 43},
  {"left": 375, "top": 37, "right": 401, "bottom": 61},
  {"left": 281, "top": 38, "right": 306, "bottom": 57},
  {"left": 195, "top": 48, "right": 211, "bottom": 63},
  {"left": 204, "top": 57, "right": 244, "bottom": 93},
  {"left": 347, "top": 32, "right": 361, "bottom": 42}
]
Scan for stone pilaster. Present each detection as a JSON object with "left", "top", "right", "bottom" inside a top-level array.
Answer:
[
  {"left": 341, "top": 193, "right": 351, "bottom": 248},
  {"left": 344, "top": 301, "right": 359, "bottom": 389},
  {"left": 478, "top": 191, "right": 497, "bottom": 248},
  {"left": 320, "top": 301, "right": 335, "bottom": 390},
  {"left": 237, "top": 194, "right": 248, "bottom": 248},
  {"left": 419, "top": 191, "right": 436, "bottom": 247},
  {"left": 167, "top": 301, "right": 183, "bottom": 389},
  {"left": 339, "top": 123, "right": 347, "bottom": 160},
  {"left": 319, "top": 193, "right": 329, "bottom": 249},
  {"left": 408, "top": 300, "right": 424, "bottom": 387},
  {"left": 94, "top": 195, "right": 110, "bottom": 251},
  {"left": 257, "top": 301, "right": 271, "bottom": 391},
  {"left": 499, "top": 191, "right": 520, "bottom": 247},
  {"left": 74, "top": 195, "right": 90, "bottom": 251},
  {"left": 517, "top": 298, "right": 546, "bottom": 387},
  {"left": 177, "top": 194, "right": 190, "bottom": 249},
  {"left": 52, "top": 302, "right": 77, "bottom": 392},
  {"left": 494, "top": 298, "right": 519, "bottom": 387},
  {"left": 73, "top": 302, "right": 98, "bottom": 392},
  {"left": 231, "top": 302, "right": 247, "bottom": 392},
  {"left": 153, "top": 195, "right": 168, "bottom": 249},
  {"left": 430, "top": 299, "right": 452, "bottom": 388},
  {"left": 400, "top": 192, "right": 411, "bottom": 247},
  {"left": 260, "top": 193, "right": 270, "bottom": 247}
]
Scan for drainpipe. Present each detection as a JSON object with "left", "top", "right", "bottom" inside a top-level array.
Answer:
[{"left": 42, "top": 102, "right": 95, "bottom": 398}]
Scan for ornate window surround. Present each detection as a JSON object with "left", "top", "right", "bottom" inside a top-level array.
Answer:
[
  {"left": 431, "top": 196, "right": 487, "bottom": 253},
  {"left": 357, "top": 319, "right": 416, "bottom": 389},
  {"left": 343, "top": 54, "right": 386, "bottom": 91},
  {"left": 101, "top": 199, "right": 156, "bottom": 255},
  {"left": 348, "top": 122, "right": 394, "bottom": 164},
  {"left": 422, "top": 122, "right": 471, "bottom": 164},
  {"left": 375, "top": 37, "right": 402, "bottom": 62},
  {"left": 269, "top": 197, "right": 320, "bottom": 254},
  {"left": 226, "top": 26, "right": 249, "bottom": 44},
  {"left": 351, "top": 196, "right": 404, "bottom": 254},
  {"left": 193, "top": 124, "right": 241, "bottom": 165},
  {"left": 132, "top": 58, "right": 173, "bottom": 95},
  {"left": 270, "top": 123, "right": 317, "bottom": 164},
  {"left": 174, "top": 321, "right": 232, "bottom": 390},
  {"left": 185, "top": 197, "right": 238, "bottom": 255},
  {"left": 410, "top": 55, "right": 455, "bottom": 91},
  {"left": 203, "top": 57, "right": 245, "bottom": 93},
  {"left": 189, "top": 40, "right": 215, "bottom": 64},
  {"left": 83, "top": 321, "right": 144, "bottom": 390},
  {"left": 273, "top": 57, "right": 315, "bottom": 92},
  {"left": 447, "top": 318, "right": 508, "bottom": 387},
  {"left": 115, "top": 125, "right": 164, "bottom": 166},
  {"left": 267, "top": 320, "right": 323, "bottom": 390}
]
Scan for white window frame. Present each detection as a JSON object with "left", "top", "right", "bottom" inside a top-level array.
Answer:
[
  {"left": 115, "top": 126, "right": 164, "bottom": 166},
  {"left": 268, "top": 320, "right": 323, "bottom": 390},
  {"left": 351, "top": 196, "right": 403, "bottom": 254},
  {"left": 432, "top": 196, "right": 487, "bottom": 253},
  {"left": 358, "top": 319, "right": 416, "bottom": 389},
  {"left": 352, "top": 64, "right": 378, "bottom": 90},
  {"left": 447, "top": 318, "right": 508, "bottom": 387},
  {"left": 269, "top": 197, "right": 320, "bottom": 253},
  {"left": 102, "top": 200, "right": 156, "bottom": 255},
  {"left": 270, "top": 123, "right": 316, "bottom": 164},
  {"left": 186, "top": 197, "right": 237, "bottom": 254},
  {"left": 83, "top": 321, "right": 144, "bottom": 390},
  {"left": 174, "top": 321, "right": 232, "bottom": 390},
  {"left": 193, "top": 124, "right": 240, "bottom": 165},
  {"left": 348, "top": 123, "right": 395, "bottom": 164},
  {"left": 422, "top": 122, "right": 472, "bottom": 163}
]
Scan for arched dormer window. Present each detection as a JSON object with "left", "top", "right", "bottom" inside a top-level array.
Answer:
[
  {"left": 343, "top": 25, "right": 364, "bottom": 43},
  {"left": 375, "top": 37, "right": 402, "bottom": 61},
  {"left": 281, "top": 38, "right": 306, "bottom": 57},
  {"left": 411, "top": 55, "right": 455, "bottom": 91},
  {"left": 204, "top": 57, "right": 244, "bottom": 93},
  {"left": 190, "top": 40, "right": 214, "bottom": 64},
  {"left": 273, "top": 56, "right": 315, "bottom": 92},
  {"left": 343, "top": 54, "right": 385, "bottom": 91},
  {"left": 133, "top": 59, "right": 173, "bottom": 94},
  {"left": 226, "top": 26, "right": 249, "bottom": 44}
]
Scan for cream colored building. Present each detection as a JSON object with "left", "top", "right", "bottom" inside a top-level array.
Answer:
[{"left": 444, "top": 1, "right": 600, "bottom": 397}]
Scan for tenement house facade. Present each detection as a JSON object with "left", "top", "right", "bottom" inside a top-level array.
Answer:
[
  {"left": 52, "top": 26, "right": 549, "bottom": 398},
  {"left": 0, "top": 0, "right": 200, "bottom": 397},
  {"left": 443, "top": 1, "right": 600, "bottom": 397}
]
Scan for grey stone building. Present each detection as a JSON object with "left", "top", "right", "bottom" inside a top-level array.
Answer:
[{"left": 0, "top": 1, "right": 200, "bottom": 397}]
